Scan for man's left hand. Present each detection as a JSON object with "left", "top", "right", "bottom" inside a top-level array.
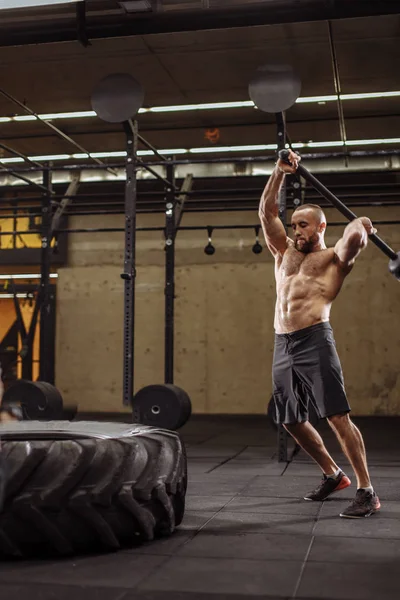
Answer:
[{"left": 359, "top": 217, "right": 377, "bottom": 236}]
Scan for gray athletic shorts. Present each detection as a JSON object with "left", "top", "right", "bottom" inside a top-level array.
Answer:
[{"left": 271, "top": 322, "right": 351, "bottom": 425}]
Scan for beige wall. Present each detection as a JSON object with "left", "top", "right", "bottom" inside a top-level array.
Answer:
[{"left": 55, "top": 206, "right": 400, "bottom": 415}]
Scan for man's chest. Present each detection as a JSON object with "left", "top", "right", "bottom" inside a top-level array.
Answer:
[{"left": 279, "top": 249, "right": 334, "bottom": 279}]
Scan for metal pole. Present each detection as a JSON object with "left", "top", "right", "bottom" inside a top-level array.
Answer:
[
  {"left": 0, "top": 220, "right": 398, "bottom": 238},
  {"left": 5, "top": 181, "right": 400, "bottom": 202},
  {"left": 10, "top": 279, "right": 32, "bottom": 380},
  {"left": 164, "top": 162, "right": 176, "bottom": 384},
  {"left": 137, "top": 158, "right": 174, "bottom": 188},
  {"left": 121, "top": 120, "right": 138, "bottom": 407},
  {"left": 0, "top": 141, "right": 45, "bottom": 169},
  {"left": 23, "top": 296, "right": 41, "bottom": 381},
  {"left": 137, "top": 132, "right": 169, "bottom": 163},
  {"left": 1, "top": 196, "right": 399, "bottom": 221},
  {"left": 12, "top": 199, "right": 17, "bottom": 250},
  {"left": 275, "top": 112, "right": 289, "bottom": 463},
  {"left": 0, "top": 163, "right": 52, "bottom": 192},
  {"left": 39, "top": 164, "right": 54, "bottom": 382},
  {"left": 1, "top": 148, "right": 399, "bottom": 174},
  {"left": 327, "top": 21, "right": 348, "bottom": 162}
]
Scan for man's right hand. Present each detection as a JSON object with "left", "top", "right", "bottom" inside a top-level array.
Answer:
[{"left": 276, "top": 149, "right": 301, "bottom": 174}]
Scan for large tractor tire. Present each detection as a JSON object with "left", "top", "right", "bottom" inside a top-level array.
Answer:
[{"left": 0, "top": 421, "right": 187, "bottom": 558}]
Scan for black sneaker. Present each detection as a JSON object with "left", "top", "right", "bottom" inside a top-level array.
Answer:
[
  {"left": 304, "top": 471, "right": 351, "bottom": 501},
  {"left": 340, "top": 489, "right": 381, "bottom": 518}
]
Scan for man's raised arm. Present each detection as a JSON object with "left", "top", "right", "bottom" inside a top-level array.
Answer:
[
  {"left": 258, "top": 149, "right": 299, "bottom": 257},
  {"left": 334, "top": 217, "right": 376, "bottom": 270}
]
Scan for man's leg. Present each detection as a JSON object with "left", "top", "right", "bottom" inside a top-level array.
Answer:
[
  {"left": 284, "top": 420, "right": 352, "bottom": 502},
  {"left": 327, "top": 413, "right": 381, "bottom": 518},
  {"left": 327, "top": 413, "right": 370, "bottom": 488},
  {"left": 284, "top": 420, "right": 339, "bottom": 474}
]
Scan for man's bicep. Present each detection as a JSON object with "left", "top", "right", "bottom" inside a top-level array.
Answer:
[
  {"left": 334, "top": 236, "right": 362, "bottom": 269},
  {"left": 259, "top": 214, "right": 288, "bottom": 256}
]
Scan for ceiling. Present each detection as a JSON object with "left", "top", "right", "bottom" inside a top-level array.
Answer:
[
  {"left": 0, "top": 0, "right": 399, "bottom": 214},
  {"left": 0, "top": 1, "right": 398, "bottom": 45}
]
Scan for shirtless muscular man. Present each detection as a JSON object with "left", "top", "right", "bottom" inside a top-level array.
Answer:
[{"left": 259, "top": 149, "right": 380, "bottom": 518}]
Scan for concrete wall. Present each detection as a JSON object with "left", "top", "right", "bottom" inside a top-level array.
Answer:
[{"left": 55, "top": 207, "right": 400, "bottom": 416}]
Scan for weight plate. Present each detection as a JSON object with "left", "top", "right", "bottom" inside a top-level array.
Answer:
[
  {"left": 91, "top": 73, "right": 145, "bottom": 123},
  {"left": 249, "top": 64, "right": 301, "bottom": 113},
  {"left": 133, "top": 384, "right": 192, "bottom": 431},
  {"left": 2, "top": 380, "right": 64, "bottom": 420}
]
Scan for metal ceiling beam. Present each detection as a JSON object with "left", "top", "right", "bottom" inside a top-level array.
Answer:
[
  {"left": 76, "top": 0, "right": 91, "bottom": 48},
  {"left": 0, "top": 154, "right": 399, "bottom": 188},
  {"left": 0, "top": 141, "right": 52, "bottom": 192},
  {"left": 0, "top": 1, "right": 398, "bottom": 46},
  {"left": 0, "top": 163, "right": 50, "bottom": 193},
  {"left": 0, "top": 87, "right": 117, "bottom": 176},
  {"left": 1, "top": 149, "right": 399, "bottom": 173}
]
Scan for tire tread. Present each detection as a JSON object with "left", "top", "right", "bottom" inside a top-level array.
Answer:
[{"left": 0, "top": 426, "right": 187, "bottom": 557}]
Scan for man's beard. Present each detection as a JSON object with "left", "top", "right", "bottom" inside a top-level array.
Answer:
[
  {"left": 295, "top": 237, "right": 316, "bottom": 254},
  {"left": 294, "top": 231, "right": 319, "bottom": 254}
]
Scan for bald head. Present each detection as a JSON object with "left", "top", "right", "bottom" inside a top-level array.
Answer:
[{"left": 293, "top": 204, "right": 327, "bottom": 226}]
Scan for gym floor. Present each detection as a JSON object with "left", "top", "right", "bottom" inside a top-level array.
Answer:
[{"left": 0, "top": 415, "right": 399, "bottom": 600}]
